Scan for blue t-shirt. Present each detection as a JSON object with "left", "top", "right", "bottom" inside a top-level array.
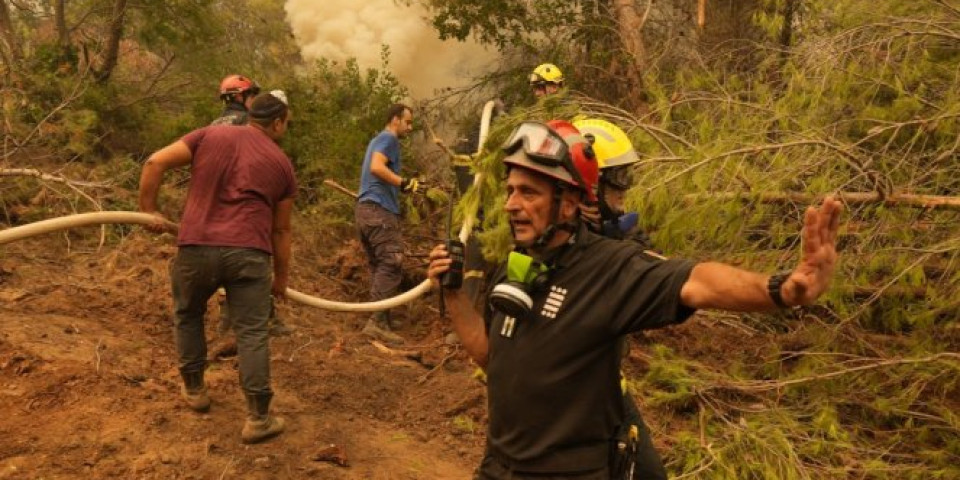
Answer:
[{"left": 358, "top": 130, "right": 401, "bottom": 215}]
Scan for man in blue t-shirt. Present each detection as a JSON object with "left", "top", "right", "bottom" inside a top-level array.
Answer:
[{"left": 355, "top": 103, "right": 417, "bottom": 343}]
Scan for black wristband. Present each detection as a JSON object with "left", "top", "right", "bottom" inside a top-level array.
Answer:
[{"left": 767, "top": 272, "right": 791, "bottom": 309}]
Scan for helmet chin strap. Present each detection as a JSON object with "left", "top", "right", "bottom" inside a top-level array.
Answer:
[{"left": 532, "top": 183, "right": 578, "bottom": 250}]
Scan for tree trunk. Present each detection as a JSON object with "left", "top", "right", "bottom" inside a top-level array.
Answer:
[
  {"left": 0, "top": 0, "right": 22, "bottom": 67},
  {"left": 612, "top": 0, "right": 647, "bottom": 72},
  {"left": 94, "top": 0, "right": 127, "bottom": 83},
  {"left": 779, "top": 0, "right": 798, "bottom": 49},
  {"left": 55, "top": 0, "right": 69, "bottom": 49},
  {"left": 610, "top": 0, "right": 650, "bottom": 111}
]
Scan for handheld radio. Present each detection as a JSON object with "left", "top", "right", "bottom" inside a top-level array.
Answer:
[{"left": 440, "top": 199, "right": 464, "bottom": 290}]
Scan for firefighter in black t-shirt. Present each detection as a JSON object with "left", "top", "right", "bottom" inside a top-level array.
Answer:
[
  {"left": 211, "top": 74, "right": 260, "bottom": 126},
  {"left": 426, "top": 119, "right": 843, "bottom": 479},
  {"left": 574, "top": 117, "right": 667, "bottom": 480}
]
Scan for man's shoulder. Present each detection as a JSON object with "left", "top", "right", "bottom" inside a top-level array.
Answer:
[
  {"left": 371, "top": 130, "right": 399, "bottom": 147},
  {"left": 575, "top": 229, "right": 635, "bottom": 259},
  {"left": 572, "top": 230, "right": 679, "bottom": 272}
]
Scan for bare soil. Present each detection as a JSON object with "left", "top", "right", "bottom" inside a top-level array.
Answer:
[
  {"left": 0, "top": 229, "right": 487, "bottom": 479},
  {"left": 0, "top": 216, "right": 764, "bottom": 479}
]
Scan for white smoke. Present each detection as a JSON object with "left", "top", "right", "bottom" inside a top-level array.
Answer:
[{"left": 284, "top": 0, "right": 496, "bottom": 99}]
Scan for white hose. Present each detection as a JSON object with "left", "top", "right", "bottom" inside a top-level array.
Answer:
[
  {"left": 0, "top": 101, "right": 496, "bottom": 312},
  {"left": 0, "top": 211, "right": 176, "bottom": 244},
  {"left": 477, "top": 100, "right": 497, "bottom": 157},
  {"left": 0, "top": 211, "right": 428, "bottom": 312}
]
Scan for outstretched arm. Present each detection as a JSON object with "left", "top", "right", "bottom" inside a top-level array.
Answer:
[{"left": 680, "top": 197, "right": 843, "bottom": 310}]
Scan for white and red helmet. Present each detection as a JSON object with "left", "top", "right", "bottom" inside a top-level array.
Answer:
[
  {"left": 501, "top": 120, "right": 598, "bottom": 202},
  {"left": 219, "top": 74, "right": 260, "bottom": 100}
]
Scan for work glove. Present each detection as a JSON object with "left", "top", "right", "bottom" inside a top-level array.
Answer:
[
  {"left": 399, "top": 177, "right": 425, "bottom": 194},
  {"left": 579, "top": 202, "right": 601, "bottom": 231}
]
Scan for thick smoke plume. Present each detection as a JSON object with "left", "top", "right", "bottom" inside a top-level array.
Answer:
[{"left": 284, "top": 0, "right": 495, "bottom": 98}]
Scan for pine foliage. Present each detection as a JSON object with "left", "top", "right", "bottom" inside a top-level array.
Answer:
[{"left": 459, "top": 1, "right": 959, "bottom": 477}]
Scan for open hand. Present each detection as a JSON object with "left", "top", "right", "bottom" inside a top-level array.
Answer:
[{"left": 783, "top": 196, "right": 843, "bottom": 305}]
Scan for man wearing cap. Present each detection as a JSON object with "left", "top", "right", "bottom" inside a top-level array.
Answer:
[
  {"left": 139, "top": 91, "right": 296, "bottom": 444},
  {"left": 427, "top": 120, "right": 843, "bottom": 478}
]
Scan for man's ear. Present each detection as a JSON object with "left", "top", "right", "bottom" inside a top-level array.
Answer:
[{"left": 558, "top": 189, "right": 581, "bottom": 221}]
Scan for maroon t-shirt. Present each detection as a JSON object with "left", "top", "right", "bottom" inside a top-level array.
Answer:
[{"left": 177, "top": 125, "right": 297, "bottom": 254}]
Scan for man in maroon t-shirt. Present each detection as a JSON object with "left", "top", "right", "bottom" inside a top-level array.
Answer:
[{"left": 138, "top": 91, "right": 296, "bottom": 444}]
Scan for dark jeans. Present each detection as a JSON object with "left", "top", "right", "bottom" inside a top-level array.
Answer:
[
  {"left": 355, "top": 202, "right": 404, "bottom": 302},
  {"left": 171, "top": 246, "right": 273, "bottom": 395},
  {"left": 475, "top": 453, "right": 609, "bottom": 480}
]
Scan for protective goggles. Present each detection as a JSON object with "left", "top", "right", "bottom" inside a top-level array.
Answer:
[
  {"left": 601, "top": 166, "right": 632, "bottom": 190},
  {"left": 501, "top": 122, "right": 570, "bottom": 167}
]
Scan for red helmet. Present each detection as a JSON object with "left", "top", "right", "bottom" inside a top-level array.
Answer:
[
  {"left": 219, "top": 74, "right": 260, "bottom": 99},
  {"left": 502, "top": 120, "right": 598, "bottom": 203}
]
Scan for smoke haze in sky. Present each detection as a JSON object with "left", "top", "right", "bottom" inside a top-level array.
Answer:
[{"left": 284, "top": 0, "right": 495, "bottom": 98}]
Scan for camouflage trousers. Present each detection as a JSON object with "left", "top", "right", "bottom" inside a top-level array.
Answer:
[{"left": 355, "top": 202, "right": 404, "bottom": 302}]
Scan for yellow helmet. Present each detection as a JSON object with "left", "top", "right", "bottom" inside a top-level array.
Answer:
[
  {"left": 529, "top": 63, "right": 564, "bottom": 85},
  {"left": 571, "top": 118, "right": 639, "bottom": 169}
]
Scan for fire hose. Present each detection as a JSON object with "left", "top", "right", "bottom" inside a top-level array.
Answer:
[{"left": 0, "top": 101, "right": 498, "bottom": 312}]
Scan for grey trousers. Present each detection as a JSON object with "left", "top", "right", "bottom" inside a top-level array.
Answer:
[
  {"left": 355, "top": 202, "right": 404, "bottom": 302},
  {"left": 171, "top": 246, "right": 273, "bottom": 395}
]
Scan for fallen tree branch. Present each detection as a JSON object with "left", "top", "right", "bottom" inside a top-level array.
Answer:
[
  {"left": 709, "top": 352, "right": 960, "bottom": 394},
  {"left": 683, "top": 190, "right": 960, "bottom": 210},
  {"left": 322, "top": 179, "right": 357, "bottom": 199},
  {"left": 648, "top": 139, "right": 889, "bottom": 195},
  {"left": 423, "top": 120, "right": 474, "bottom": 166},
  {"left": 418, "top": 347, "right": 459, "bottom": 385},
  {"left": 0, "top": 168, "right": 112, "bottom": 188},
  {"left": 370, "top": 340, "right": 422, "bottom": 362}
]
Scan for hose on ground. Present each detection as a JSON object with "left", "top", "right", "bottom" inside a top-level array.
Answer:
[
  {"left": 0, "top": 211, "right": 473, "bottom": 312},
  {"left": 0, "top": 100, "right": 496, "bottom": 312}
]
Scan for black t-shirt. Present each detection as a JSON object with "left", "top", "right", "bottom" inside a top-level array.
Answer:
[
  {"left": 210, "top": 103, "right": 248, "bottom": 126},
  {"left": 483, "top": 225, "right": 695, "bottom": 472}
]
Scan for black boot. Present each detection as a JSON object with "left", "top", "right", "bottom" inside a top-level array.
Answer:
[
  {"left": 179, "top": 369, "right": 210, "bottom": 413},
  {"left": 361, "top": 311, "right": 403, "bottom": 344},
  {"left": 241, "top": 392, "right": 285, "bottom": 444}
]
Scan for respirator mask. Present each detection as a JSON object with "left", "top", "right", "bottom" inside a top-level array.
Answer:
[{"left": 488, "top": 251, "right": 553, "bottom": 319}]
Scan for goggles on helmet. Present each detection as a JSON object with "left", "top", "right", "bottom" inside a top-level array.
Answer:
[{"left": 502, "top": 122, "right": 570, "bottom": 167}]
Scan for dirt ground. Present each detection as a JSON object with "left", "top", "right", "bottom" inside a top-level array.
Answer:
[
  {"left": 0, "top": 217, "right": 761, "bottom": 479},
  {"left": 0, "top": 227, "right": 489, "bottom": 480}
]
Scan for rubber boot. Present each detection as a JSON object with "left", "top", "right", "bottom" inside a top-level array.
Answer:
[
  {"left": 241, "top": 393, "right": 285, "bottom": 444},
  {"left": 361, "top": 311, "right": 403, "bottom": 345},
  {"left": 180, "top": 369, "right": 211, "bottom": 413}
]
